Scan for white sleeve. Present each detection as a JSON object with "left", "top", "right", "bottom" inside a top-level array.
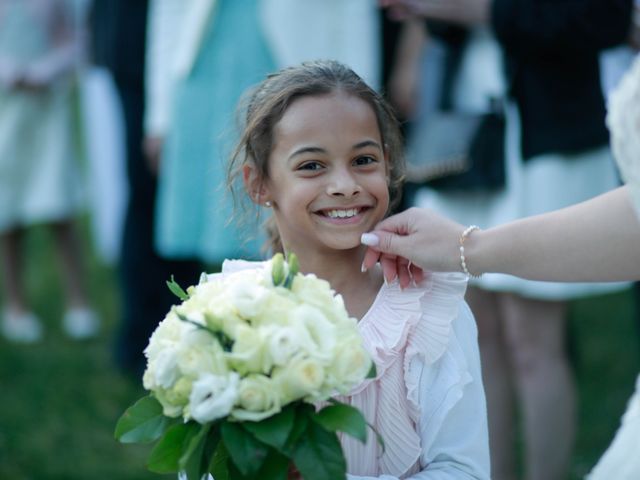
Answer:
[
  {"left": 348, "top": 302, "right": 491, "bottom": 480},
  {"left": 144, "top": 0, "right": 186, "bottom": 136}
]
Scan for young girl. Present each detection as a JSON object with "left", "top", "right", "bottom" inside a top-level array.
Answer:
[
  {"left": 0, "top": 0, "right": 99, "bottom": 341},
  {"left": 225, "top": 60, "right": 490, "bottom": 479}
]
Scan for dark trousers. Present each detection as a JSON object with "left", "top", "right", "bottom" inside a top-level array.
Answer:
[{"left": 113, "top": 83, "right": 202, "bottom": 376}]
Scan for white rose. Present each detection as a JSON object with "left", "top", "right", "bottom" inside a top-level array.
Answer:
[
  {"left": 272, "top": 354, "right": 325, "bottom": 403},
  {"left": 265, "top": 323, "right": 314, "bottom": 367},
  {"left": 188, "top": 372, "right": 240, "bottom": 423},
  {"left": 227, "top": 275, "right": 269, "bottom": 319},
  {"left": 144, "top": 311, "right": 184, "bottom": 360},
  {"left": 153, "top": 377, "right": 193, "bottom": 418},
  {"left": 294, "top": 304, "right": 336, "bottom": 362},
  {"left": 176, "top": 329, "right": 227, "bottom": 378},
  {"left": 252, "top": 289, "right": 298, "bottom": 327},
  {"left": 232, "top": 374, "right": 281, "bottom": 421},
  {"left": 152, "top": 346, "right": 180, "bottom": 389},
  {"left": 292, "top": 274, "right": 334, "bottom": 309},
  {"left": 228, "top": 324, "right": 269, "bottom": 374},
  {"left": 328, "top": 340, "right": 372, "bottom": 393}
]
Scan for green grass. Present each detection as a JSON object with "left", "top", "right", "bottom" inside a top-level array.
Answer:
[{"left": 0, "top": 223, "right": 637, "bottom": 479}]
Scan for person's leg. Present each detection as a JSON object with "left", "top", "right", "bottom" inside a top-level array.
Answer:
[
  {"left": 1, "top": 227, "right": 27, "bottom": 312},
  {"left": 50, "top": 219, "right": 100, "bottom": 338},
  {"left": 467, "top": 286, "right": 517, "bottom": 480},
  {"left": 50, "top": 219, "right": 90, "bottom": 308},
  {"left": 500, "top": 292, "right": 575, "bottom": 480},
  {"left": 0, "top": 227, "right": 42, "bottom": 342}
]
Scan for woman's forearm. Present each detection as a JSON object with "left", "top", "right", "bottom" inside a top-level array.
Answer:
[{"left": 467, "top": 186, "right": 640, "bottom": 281}]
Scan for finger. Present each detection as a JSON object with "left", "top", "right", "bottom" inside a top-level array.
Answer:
[
  {"left": 362, "top": 247, "right": 381, "bottom": 272},
  {"left": 397, "top": 256, "right": 412, "bottom": 289},
  {"left": 410, "top": 262, "right": 426, "bottom": 284},
  {"left": 363, "top": 230, "right": 406, "bottom": 258},
  {"left": 381, "top": 254, "right": 398, "bottom": 284}
]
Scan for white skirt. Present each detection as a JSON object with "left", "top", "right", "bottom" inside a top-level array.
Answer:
[{"left": 414, "top": 103, "right": 629, "bottom": 300}]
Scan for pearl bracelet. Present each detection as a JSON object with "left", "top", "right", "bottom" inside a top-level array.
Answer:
[{"left": 459, "top": 225, "right": 482, "bottom": 278}]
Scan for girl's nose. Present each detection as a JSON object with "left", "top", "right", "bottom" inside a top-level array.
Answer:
[{"left": 326, "top": 170, "right": 361, "bottom": 198}]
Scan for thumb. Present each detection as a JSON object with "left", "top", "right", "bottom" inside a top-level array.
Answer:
[{"left": 361, "top": 229, "right": 409, "bottom": 257}]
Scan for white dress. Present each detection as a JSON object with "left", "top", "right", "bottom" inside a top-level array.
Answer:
[
  {"left": 586, "top": 53, "right": 640, "bottom": 480},
  {"left": 0, "top": 0, "right": 84, "bottom": 232},
  {"left": 413, "top": 29, "right": 628, "bottom": 300}
]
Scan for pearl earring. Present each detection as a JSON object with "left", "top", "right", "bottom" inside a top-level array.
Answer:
[{"left": 264, "top": 201, "right": 272, "bottom": 207}]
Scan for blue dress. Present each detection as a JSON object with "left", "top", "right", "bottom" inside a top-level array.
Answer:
[{"left": 155, "top": 0, "right": 274, "bottom": 263}]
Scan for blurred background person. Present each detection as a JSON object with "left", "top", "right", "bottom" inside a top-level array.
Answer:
[
  {"left": 0, "top": 0, "right": 99, "bottom": 342},
  {"left": 144, "top": 0, "right": 275, "bottom": 268},
  {"left": 381, "top": 1, "right": 634, "bottom": 479},
  {"left": 90, "top": 0, "right": 202, "bottom": 376},
  {"left": 145, "top": 0, "right": 384, "bottom": 265}
]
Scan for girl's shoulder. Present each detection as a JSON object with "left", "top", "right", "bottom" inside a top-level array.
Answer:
[{"left": 359, "top": 272, "right": 470, "bottom": 370}]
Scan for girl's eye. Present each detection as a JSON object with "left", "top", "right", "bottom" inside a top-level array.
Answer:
[
  {"left": 297, "top": 161, "right": 323, "bottom": 171},
  {"left": 354, "top": 155, "right": 377, "bottom": 166}
]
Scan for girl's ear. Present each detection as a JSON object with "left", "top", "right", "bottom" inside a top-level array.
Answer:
[{"left": 243, "top": 164, "right": 270, "bottom": 205}]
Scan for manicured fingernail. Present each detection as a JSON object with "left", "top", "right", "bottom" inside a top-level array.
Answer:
[
  {"left": 361, "top": 233, "right": 379, "bottom": 246},
  {"left": 361, "top": 262, "right": 367, "bottom": 273}
]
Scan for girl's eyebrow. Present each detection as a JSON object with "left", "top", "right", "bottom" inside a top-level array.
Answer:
[
  {"left": 289, "top": 146, "right": 326, "bottom": 160},
  {"left": 353, "top": 140, "right": 382, "bottom": 150},
  {"left": 289, "top": 140, "right": 382, "bottom": 161}
]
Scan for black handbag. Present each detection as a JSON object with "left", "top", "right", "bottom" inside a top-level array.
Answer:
[{"left": 405, "top": 105, "right": 506, "bottom": 191}]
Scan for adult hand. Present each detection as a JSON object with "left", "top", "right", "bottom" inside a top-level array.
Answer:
[
  {"left": 380, "top": 0, "right": 491, "bottom": 26},
  {"left": 361, "top": 207, "right": 467, "bottom": 287}
]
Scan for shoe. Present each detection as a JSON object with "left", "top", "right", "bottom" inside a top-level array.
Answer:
[
  {"left": 1, "top": 309, "right": 43, "bottom": 343},
  {"left": 63, "top": 307, "right": 100, "bottom": 339}
]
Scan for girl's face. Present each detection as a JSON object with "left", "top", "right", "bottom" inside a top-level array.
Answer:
[{"left": 253, "top": 91, "right": 390, "bottom": 255}]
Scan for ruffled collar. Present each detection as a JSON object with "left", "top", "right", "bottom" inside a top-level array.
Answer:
[{"left": 355, "top": 273, "right": 466, "bottom": 389}]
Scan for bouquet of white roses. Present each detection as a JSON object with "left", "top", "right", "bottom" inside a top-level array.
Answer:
[{"left": 115, "top": 253, "right": 375, "bottom": 480}]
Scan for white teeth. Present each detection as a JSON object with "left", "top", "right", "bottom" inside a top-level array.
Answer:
[{"left": 326, "top": 208, "right": 360, "bottom": 219}]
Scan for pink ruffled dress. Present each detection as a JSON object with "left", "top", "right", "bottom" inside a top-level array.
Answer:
[{"left": 215, "top": 261, "right": 491, "bottom": 480}]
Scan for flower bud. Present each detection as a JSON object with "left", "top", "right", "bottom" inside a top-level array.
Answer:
[{"left": 271, "top": 253, "right": 285, "bottom": 286}]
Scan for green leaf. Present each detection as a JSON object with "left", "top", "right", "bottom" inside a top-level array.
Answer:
[
  {"left": 242, "top": 405, "right": 295, "bottom": 452},
  {"left": 313, "top": 403, "right": 367, "bottom": 444},
  {"left": 180, "top": 423, "right": 211, "bottom": 480},
  {"left": 147, "top": 422, "right": 199, "bottom": 474},
  {"left": 221, "top": 421, "right": 269, "bottom": 477},
  {"left": 209, "top": 441, "right": 230, "bottom": 480},
  {"left": 292, "top": 420, "right": 347, "bottom": 480},
  {"left": 114, "top": 395, "right": 171, "bottom": 444},
  {"left": 282, "top": 403, "right": 313, "bottom": 454},
  {"left": 255, "top": 448, "right": 290, "bottom": 480},
  {"left": 200, "top": 425, "right": 222, "bottom": 477},
  {"left": 366, "top": 362, "right": 377, "bottom": 379},
  {"left": 167, "top": 275, "right": 189, "bottom": 301}
]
